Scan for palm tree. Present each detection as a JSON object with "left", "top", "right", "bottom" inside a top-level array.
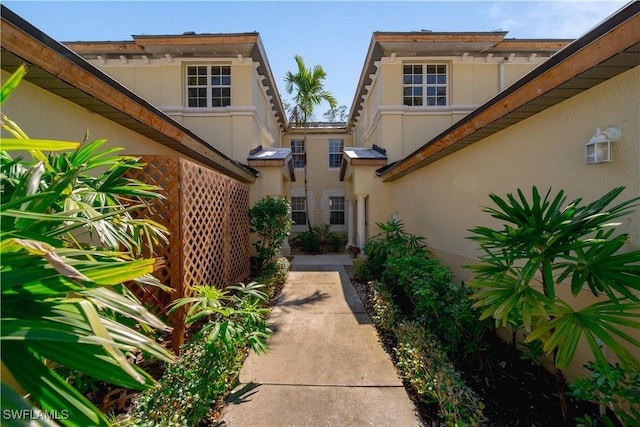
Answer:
[{"left": 285, "top": 55, "right": 337, "bottom": 233}]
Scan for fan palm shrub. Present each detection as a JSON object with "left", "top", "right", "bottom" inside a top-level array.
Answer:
[
  {"left": 1, "top": 65, "right": 174, "bottom": 426},
  {"left": 466, "top": 186, "right": 640, "bottom": 419}
]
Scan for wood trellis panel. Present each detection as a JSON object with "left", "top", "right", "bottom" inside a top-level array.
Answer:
[{"left": 125, "top": 155, "right": 250, "bottom": 352}]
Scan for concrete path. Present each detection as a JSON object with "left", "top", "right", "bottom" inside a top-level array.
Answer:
[{"left": 219, "top": 255, "right": 419, "bottom": 427}]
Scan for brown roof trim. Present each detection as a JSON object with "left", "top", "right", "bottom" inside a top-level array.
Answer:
[
  {"left": 372, "top": 31, "right": 508, "bottom": 43},
  {"left": 133, "top": 33, "right": 260, "bottom": 46},
  {"left": 0, "top": 6, "right": 257, "bottom": 183},
  {"left": 346, "top": 32, "right": 570, "bottom": 133},
  {"left": 63, "top": 34, "right": 287, "bottom": 131},
  {"left": 379, "top": 2, "right": 640, "bottom": 182},
  {"left": 491, "top": 39, "right": 572, "bottom": 51}
]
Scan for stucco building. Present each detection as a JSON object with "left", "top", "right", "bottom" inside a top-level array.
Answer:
[{"left": 2, "top": 2, "right": 639, "bottom": 375}]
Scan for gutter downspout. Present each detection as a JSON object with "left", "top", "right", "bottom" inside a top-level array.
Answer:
[{"left": 499, "top": 60, "right": 506, "bottom": 91}]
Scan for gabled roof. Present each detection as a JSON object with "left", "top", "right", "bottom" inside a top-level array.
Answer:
[
  {"left": 378, "top": 2, "right": 640, "bottom": 182},
  {"left": 0, "top": 5, "right": 257, "bottom": 183},
  {"left": 347, "top": 31, "right": 572, "bottom": 132},
  {"left": 64, "top": 33, "right": 287, "bottom": 129}
]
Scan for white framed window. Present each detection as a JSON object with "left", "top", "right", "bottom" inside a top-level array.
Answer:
[
  {"left": 403, "top": 64, "right": 448, "bottom": 106},
  {"left": 329, "top": 196, "right": 345, "bottom": 225},
  {"left": 186, "top": 65, "right": 231, "bottom": 108},
  {"left": 328, "top": 139, "right": 344, "bottom": 168},
  {"left": 290, "top": 196, "right": 307, "bottom": 225},
  {"left": 291, "top": 140, "right": 306, "bottom": 168}
]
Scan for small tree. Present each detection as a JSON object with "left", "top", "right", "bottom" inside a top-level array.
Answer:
[
  {"left": 285, "top": 55, "right": 337, "bottom": 233},
  {"left": 466, "top": 186, "right": 640, "bottom": 419},
  {"left": 323, "top": 105, "right": 348, "bottom": 122},
  {"left": 249, "top": 196, "right": 292, "bottom": 272}
]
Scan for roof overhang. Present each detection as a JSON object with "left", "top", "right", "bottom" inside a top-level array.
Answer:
[
  {"left": 247, "top": 146, "right": 295, "bottom": 182},
  {"left": 347, "top": 32, "right": 572, "bottom": 133},
  {"left": 339, "top": 146, "right": 388, "bottom": 181},
  {"left": 64, "top": 33, "right": 287, "bottom": 131},
  {"left": 0, "top": 5, "right": 258, "bottom": 183},
  {"left": 379, "top": 2, "right": 640, "bottom": 182}
]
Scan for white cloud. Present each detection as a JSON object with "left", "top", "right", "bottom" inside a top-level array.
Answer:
[{"left": 484, "top": 1, "right": 627, "bottom": 38}]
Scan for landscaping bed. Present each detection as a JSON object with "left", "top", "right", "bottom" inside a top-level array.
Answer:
[{"left": 347, "top": 267, "right": 604, "bottom": 426}]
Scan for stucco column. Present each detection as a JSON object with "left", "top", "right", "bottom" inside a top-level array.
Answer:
[
  {"left": 356, "top": 194, "right": 366, "bottom": 249},
  {"left": 346, "top": 200, "right": 355, "bottom": 247}
]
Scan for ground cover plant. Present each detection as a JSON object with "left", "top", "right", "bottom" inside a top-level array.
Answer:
[{"left": 1, "top": 65, "right": 174, "bottom": 426}]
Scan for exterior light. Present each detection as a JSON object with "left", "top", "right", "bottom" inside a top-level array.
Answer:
[{"left": 585, "top": 126, "right": 621, "bottom": 164}]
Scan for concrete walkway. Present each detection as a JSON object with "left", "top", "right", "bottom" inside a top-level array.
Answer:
[{"left": 219, "top": 255, "right": 419, "bottom": 427}]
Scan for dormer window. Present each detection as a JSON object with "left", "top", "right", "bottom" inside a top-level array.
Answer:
[
  {"left": 403, "top": 64, "right": 448, "bottom": 106},
  {"left": 186, "top": 65, "right": 231, "bottom": 108}
]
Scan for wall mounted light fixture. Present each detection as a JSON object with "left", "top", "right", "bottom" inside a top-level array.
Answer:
[{"left": 585, "top": 126, "right": 621, "bottom": 164}]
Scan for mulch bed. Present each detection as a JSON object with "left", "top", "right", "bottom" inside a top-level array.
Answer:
[{"left": 344, "top": 265, "right": 609, "bottom": 427}]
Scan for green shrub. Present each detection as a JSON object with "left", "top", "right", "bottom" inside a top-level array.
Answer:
[
  {"left": 249, "top": 196, "right": 292, "bottom": 272},
  {"left": 293, "top": 224, "right": 347, "bottom": 254},
  {"left": 127, "top": 338, "right": 243, "bottom": 426},
  {"left": 369, "top": 280, "right": 403, "bottom": 333},
  {"left": 396, "top": 322, "right": 486, "bottom": 427},
  {"left": 351, "top": 256, "right": 369, "bottom": 283},
  {"left": 363, "top": 219, "right": 428, "bottom": 279},
  {"left": 326, "top": 231, "right": 347, "bottom": 252},
  {"left": 385, "top": 255, "right": 487, "bottom": 358},
  {"left": 569, "top": 361, "right": 640, "bottom": 426},
  {"left": 293, "top": 229, "right": 321, "bottom": 253},
  {"left": 128, "top": 283, "right": 272, "bottom": 426},
  {"left": 254, "top": 256, "right": 290, "bottom": 301}
]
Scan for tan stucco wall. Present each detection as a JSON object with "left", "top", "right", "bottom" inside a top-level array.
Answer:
[
  {"left": 1, "top": 70, "right": 180, "bottom": 157},
  {"left": 381, "top": 66, "right": 640, "bottom": 378},
  {"left": 354, "top": 55, "right": 548, "bottom": 161},
  {"left": 250, "top": 166, "right": 287, "bottom": 205},
  {"left": 285, "top": 131, "right": 353, "bottom": 232},
  {"left": 85, "top": 57, "right": 282, "bottom": 163}
]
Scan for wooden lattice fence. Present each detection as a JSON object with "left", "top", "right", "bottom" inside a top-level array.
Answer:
[{"left": 125, "top": 155, "right": 250, "bottom": 352}]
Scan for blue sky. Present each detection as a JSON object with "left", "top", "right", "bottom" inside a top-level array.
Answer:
[{"left": 2, "top": 1, "right": 628, "bottom": 116}]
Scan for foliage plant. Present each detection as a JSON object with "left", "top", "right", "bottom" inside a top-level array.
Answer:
[
  {"left": 363, "top": 219, "right": 428, "bottom": 279},
  {"left": 369, "top": 280, "right": 403, "bottom": 333},
  {"left": 249, "top": 196, "right": 292, "bottom": 272},
  {"left": 568, "top": 361, "right": 640, "bottom": 426},
  {"left": 167, "top": 282, "right": 272, "bottom": 355},
  {"left": 130, "top": 282, "right": 272, "bottom": 426},
  {"left": 466, "top": 186, "right": 640, "bottom": 417},
  {"left": 285, "top": 55, "right": 337, "bottom": 233},
  {"left": 1, "top": 65, "right": 175, "bottom": 426},
  {"left": 293, "top": 224, "right": 347, "bottom": 253},
  {"left": 395, "top": 322, "right": 486, "bottom": 426},
  {"left": 367, "top": 280, "right": 485, "bottom": 426},
  {"left": 252, "top": 256, "right": 290, "bottom": 302},
  {"left": 385, "top": 255, "right": 488, "bottom": 358}
]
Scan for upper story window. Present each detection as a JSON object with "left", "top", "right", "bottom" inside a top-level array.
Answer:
[
  {"left": 291, "top": 140, "right": 306, "bottom": 168},
  {"left": 403, "top": 64, "right": 447, "bottom": 107},
  {"left": 328, "top": 139, "right": 344, "bottom": 168},
  {"left": 186, "top": 65, "right": 231, "bottom": 108}
]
